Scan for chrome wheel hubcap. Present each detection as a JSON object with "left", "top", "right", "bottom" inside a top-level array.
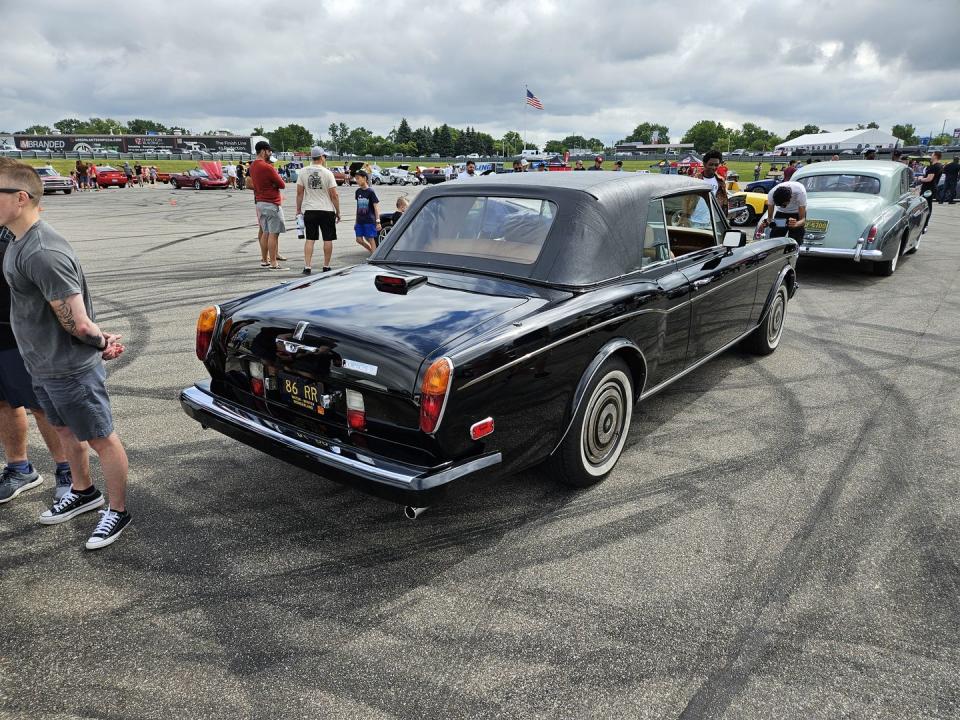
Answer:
[
  {"left": 583, "top": 381, "right": 626, "bottom": 467},
  {"left": 768, "top": 293, "right": 785, "bottom": 345}
]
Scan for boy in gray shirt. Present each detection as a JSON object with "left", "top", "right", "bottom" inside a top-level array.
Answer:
[{"left": 0, "top": 159, "right": 132, "bottom": 550}]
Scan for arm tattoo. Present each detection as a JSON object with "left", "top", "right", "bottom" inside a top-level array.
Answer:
[{"left": 52, "top": 300, "right": 104, "bottom": 349}]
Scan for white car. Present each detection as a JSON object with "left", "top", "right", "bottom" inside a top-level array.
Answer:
[{"left": 466, "top": 153, "right": 480, "bottom": 159}]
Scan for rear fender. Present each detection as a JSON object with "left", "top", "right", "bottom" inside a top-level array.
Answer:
[
  {"left": 548, "top": 338, "right": 647, "bottom": 457},
  {"left": 758, "top": 265, "right": 796, "bottom": 322}
]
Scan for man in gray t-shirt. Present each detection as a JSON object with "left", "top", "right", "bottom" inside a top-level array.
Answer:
[{"left": 0, "top": 158, "right": 132, "bottom": 550}]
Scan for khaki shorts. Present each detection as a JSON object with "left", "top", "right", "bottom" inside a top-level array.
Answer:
[{"left": 256, "top": 202, "right": 286, "bottom": 234}]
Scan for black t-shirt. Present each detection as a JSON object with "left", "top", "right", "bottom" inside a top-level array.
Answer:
[
  {"left": 0, "top": 229, "right": 17, "bottom": 350},
  {"left": 921, "top": 162, "right": 943, "bottom": 193},
  {"left": 943, "top": 162, "right": 959, "bottom": 180}
]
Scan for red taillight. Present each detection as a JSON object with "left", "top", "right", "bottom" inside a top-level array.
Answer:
[
  {"left": 470, "top": 417, "right": 494, "bottom": 440},
  {"left": 419, "top": 357, "right": 453, "bottom": 434},
  {"left": 865, "top": 225, "right": 878, "bottom": 244},
  {"left": 248, "top": 360, "right": 264, "bottom": 397},
  {"left": 346, "top": 389, "right": 366, "bottom": 431},
  {"left": 195, "top": 305, "right": 219, "bottom": 361}
]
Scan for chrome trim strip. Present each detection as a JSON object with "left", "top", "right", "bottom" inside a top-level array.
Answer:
[
  {"left": 459, "top": 257, "right": 780, "bottom": 391},
  {"left": 640, "top": 324, "right": 759, "bottom": 401},
  {"left": 459, "top": 306, "right": 678, "bottom": 391}
]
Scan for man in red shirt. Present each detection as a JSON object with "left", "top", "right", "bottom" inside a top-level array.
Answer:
[
  {"left": 248, "top": 141, "right": 287, "bottom": 270},
  {"left": 782, "top": 159, "right": 798, "bottom": 182}
]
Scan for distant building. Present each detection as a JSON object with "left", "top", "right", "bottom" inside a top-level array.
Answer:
[{"left": 776, "top": 129, "right": 901, "bottom": 154}]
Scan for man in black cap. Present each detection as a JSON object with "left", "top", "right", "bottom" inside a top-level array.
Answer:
[
  {"left": 588, "top": 155, "right": 604, "bottom": 170},
  {"left": 863, "top": 147, "right": 877, "bottom": 160}
]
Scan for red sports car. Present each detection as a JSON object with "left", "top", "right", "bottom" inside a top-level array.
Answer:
[
  {"left": 169, "top": 162, "right": 229, "bottom": 190},
  {"left": 93, "top": 166, "right": 127, "bottom": 188}
]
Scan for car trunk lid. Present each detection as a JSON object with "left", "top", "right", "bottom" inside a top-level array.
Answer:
[{"left": 803, "top": 194, "right": 884, "bottom": 248}]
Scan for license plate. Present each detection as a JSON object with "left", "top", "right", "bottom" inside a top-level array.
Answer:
[
  {"left": 278, "top": 373, "right": 325, "bottom": 415},
  {"left": 806, "top": 219, "right": 828, "bottom": 233}
]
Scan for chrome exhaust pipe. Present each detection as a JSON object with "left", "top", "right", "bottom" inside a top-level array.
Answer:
[{"left": 404, "top": 506, "right": 428, "bottom": 520}]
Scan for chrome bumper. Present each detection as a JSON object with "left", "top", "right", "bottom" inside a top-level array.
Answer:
[
  {"left": 799, "top": 243, "right": 884, "bottom": 262},
  {"left": 180, "top": 382, "right": 501, "bottom": 504}
]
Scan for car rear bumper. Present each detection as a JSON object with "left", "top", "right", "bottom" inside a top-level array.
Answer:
[
  {"left": 799, "top": 243, "right": 884, "bottom": 262},
  {"left": 180, "top": 381, "right": 501, "bottom": 506}
]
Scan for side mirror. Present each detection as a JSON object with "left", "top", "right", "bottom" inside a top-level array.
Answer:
[{"left": 723, "top": 230, "right": 746, "bottom": 249}]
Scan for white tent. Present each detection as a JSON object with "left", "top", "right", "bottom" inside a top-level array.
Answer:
[{"left": 776, "top": 129, "right": 900, "bottom": 153}]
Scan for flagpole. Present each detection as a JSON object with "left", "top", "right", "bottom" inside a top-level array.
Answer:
[{"left": 523, "top": 85, "right": 527, "bottom": 156}]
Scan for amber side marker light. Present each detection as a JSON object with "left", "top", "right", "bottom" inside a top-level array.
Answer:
[
  {"left": 195, "top": 305, "right": 220, "bottom": 361},
  {"left": 420, "top": 357, "right": 453, "bottom": 434}
]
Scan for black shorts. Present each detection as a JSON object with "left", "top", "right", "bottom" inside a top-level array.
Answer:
[
  {"left": 303, "top": 210, "right": 337, "bottom": 242},
  {"left": 770, "top": 212, "right": 805, "bottom": 242},
  {"left": 0, "top": 348, "right": 41, "bottom": 410}
]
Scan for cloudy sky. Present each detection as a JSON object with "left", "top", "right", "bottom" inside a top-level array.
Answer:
[{"left": 4, "top": 0, "right": 959, "bottom": 144}]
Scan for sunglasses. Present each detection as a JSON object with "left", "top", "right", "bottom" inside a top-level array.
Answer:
[{"left": 0, "top": 188, "right": 34, "bottom": 199}]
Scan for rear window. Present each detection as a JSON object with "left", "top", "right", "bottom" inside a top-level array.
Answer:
[
  {"left": 387, "top": 195, "right": 557, "bottom": 265},
  {"left": 798, "top": 174, "right": 881, "bottom": 194}
]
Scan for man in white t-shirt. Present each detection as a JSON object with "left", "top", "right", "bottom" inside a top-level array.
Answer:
[
  {"left": 295, "top": 147, "right": 341, "bottom": 274},
  {"left": 457, "top": 160, "right": 478, "bottom": 180},
  {"left": 760, "top": 181, "right": 807, "bottom": 241}
]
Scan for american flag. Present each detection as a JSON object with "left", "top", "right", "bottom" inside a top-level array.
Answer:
[{"left": 526, "top": 89, "right": 544, "bottom": 110}]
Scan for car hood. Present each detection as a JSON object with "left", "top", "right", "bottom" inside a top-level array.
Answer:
[{"left": 224, "top": 264, "right": 536, "bottom": 394}]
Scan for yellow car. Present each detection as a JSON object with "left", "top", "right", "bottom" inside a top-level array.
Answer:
[{"left": 728, "top": 191, "right": 768, "bottom": 226}]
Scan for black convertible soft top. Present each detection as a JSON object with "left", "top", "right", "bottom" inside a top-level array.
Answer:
[{"left": 378, "top": 171, "right": 710, "bottom": 287}]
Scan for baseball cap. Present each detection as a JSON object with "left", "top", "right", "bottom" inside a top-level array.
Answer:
[
  {"left": 595, "top": 155, "right": 604, "bottom": 161},
  {"left": 310, "top": 146, "right": 327, "bottom": 159},
  {"left": 254, "top": 140, "right": 271, "bottom": 153}
]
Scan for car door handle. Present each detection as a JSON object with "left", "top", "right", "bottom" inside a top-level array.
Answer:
[{"left": 693, "top": 279, "right": 712, "bottom": 290}]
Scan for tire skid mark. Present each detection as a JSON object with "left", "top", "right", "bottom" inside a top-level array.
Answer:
[{"left": 678, "top": 261, "right": 958, "bottom": 717}]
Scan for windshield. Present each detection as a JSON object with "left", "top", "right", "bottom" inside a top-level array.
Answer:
[
  {"left": 386, "top": 195, "right": 557, "bottom": 266},
  {"left": 36, "top": 168, "right": 56, "bottom": 176},
  {"left": 798, "top": 174, "right": 881, "bottom": 194}
]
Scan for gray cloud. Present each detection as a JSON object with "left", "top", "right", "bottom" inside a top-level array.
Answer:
[{"left": 3, "top": 0, "right": 959, "bottom": 143}]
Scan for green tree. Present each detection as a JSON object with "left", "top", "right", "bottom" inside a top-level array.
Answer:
[
  {"left": 682, "top": 120, "right": 726, "bottom": 153},
  {"left": 500, "top": 131, "right": 523, "bottom": 156},
  {"left": 127, "top": 118, "right": 170, "bottom": 135},
  {"left": 625, "top": 122, "right": 670, "bottom": 144},
  {"left": 783, "top": 124, "right": 821, "bottom": 141},
  {"left": 16, "top": 124, "right": 52, "bottom": 134},
  {"left": 411, "top": 126, "right": 433, "bottom": 155},
  {"left": 891, "top": 124, "right": 918, "bottom": 145},
  {"left": 267, "top": 123, "right": 314, "bottom": 151},
  {"left": 544, "top": 139, "right": 565, "bottom": 153},
  {"left": 931, "top": 133, "right": 953, "bottom": 146},
  {"left": 343, "top": 126, "right": 373, "bottom": 155},
  {"left": 83, "top": 117, "right": 128, "bottom": 134},
  {"left": 394, "top": 118, "right": 413, "bottom": 145},
  {"left": 252, "top": 126, "right": 266, "bottom": 136},
  {"left": 729, "top": 122, "right": 782, "bottom": 152},
  {"left": 53, "top": 118, "right": 84, "bottom": 134},
  {"left": 433, "top": 124, "right": 455, "bottom": 156},
  {"left": 866, "top": 121, "right": 879, "bottom": 129},
  {"left": 586, "top": 137, "right": 605, "bottom": 151}
]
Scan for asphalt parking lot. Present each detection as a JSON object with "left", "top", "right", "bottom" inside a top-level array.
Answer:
[{"left": 1, "top": 181, "right": 958, "bottom": 720}]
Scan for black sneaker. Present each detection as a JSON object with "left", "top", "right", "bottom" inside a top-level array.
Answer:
[
  {"left": 54, "top": 468, "right": 73, "bottom": 502},
  {"left": 0, "top": 466, "right": 43, "bottom": 504},
  {"left": 302, "top": 267, "right": 312, "bottom": 275},
  {"left": 39, "top": 488, "right": 104, "bottom": 525},
  {"left": 322, "top": 266, "right": 331, "bottom": 272},
  {"left": 85, "top": 507, "right": 132, "bottom": 550}
]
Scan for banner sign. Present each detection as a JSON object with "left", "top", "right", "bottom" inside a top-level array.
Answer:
[{"left": 13, "top": 134, "right": 254, "bottom": 153}]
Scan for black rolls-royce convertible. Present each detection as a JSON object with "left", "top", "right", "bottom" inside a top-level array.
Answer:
[{"left": 181, "top": 173, "right": 799, "bottom": 515}]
